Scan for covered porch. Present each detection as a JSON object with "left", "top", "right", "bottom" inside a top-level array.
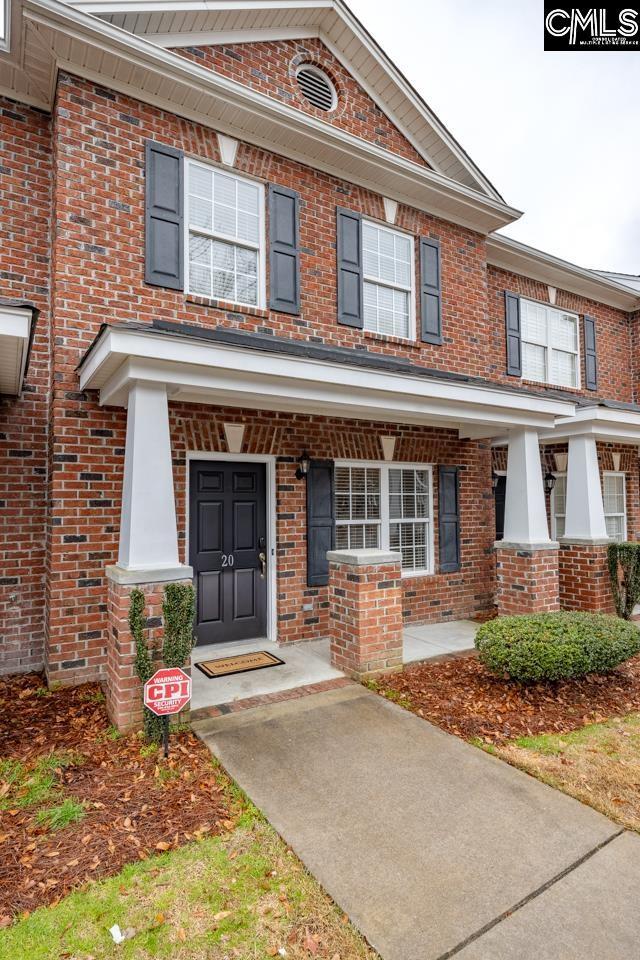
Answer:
[{"left": 190, "top": 621, "right": 479, "bottom": 719}]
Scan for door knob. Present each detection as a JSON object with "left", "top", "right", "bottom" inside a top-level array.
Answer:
[{"left": 258, "top": 551, "right": 267, "bottom": 578}]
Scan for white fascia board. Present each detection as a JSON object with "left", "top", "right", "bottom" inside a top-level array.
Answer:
[
  {"left": 24, "top": 0, "right": 520, "bottom": 231},
  {"left": 539, "top": 406, "right": 640, "bottom": 444},
  {"left": 79, "top": 326, "right": 575, "bottom": 430},
  {"left": 487, "top": 234, "right": 640, "bottom": 311},
  {"left": 66, "top": 0, "right": 333, "bottom": 10}
]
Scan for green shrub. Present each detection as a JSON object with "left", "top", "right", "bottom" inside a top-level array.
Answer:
[
  {"left": 475, "top": 612, "right": 640, "bottom": 683},
  {"left": 608, "top": 542, "right": 640, "bottom": 620}
]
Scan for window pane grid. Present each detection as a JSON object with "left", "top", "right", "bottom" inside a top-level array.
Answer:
[
  {"left": 335, "top": 466, "right": 382, "bottom": 553},
  {"left": 553, "top": 472, "right": 627, "bottom": 542},
  {"left": 362, "top": 221, "right": 413, "bottom": 339},
  {"left": 187, "top": 162, "right": 261, "bottom": 306},
  {"left": 521, "top": 300, "right": 579, "bottom": 388}
]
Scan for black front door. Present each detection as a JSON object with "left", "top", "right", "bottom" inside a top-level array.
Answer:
[
  {"left": 189, "top": 461, "right": 268, "bottom": 645},
  {"left": 494, "top": 474, "right": 507, "bottom": 541}
]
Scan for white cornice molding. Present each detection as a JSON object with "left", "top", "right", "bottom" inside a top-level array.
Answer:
[
  {"left": 146, "top": 25, "right": 321, "bottom": 46},
  {"left": 487, "top": 234, "right": 640, "bottom": 311},
  {"left": 540, "top": 407, "right": 640, "bottom": 445},
  {"left": 24, "top": 0, "right": 521, "bottom": 233}
]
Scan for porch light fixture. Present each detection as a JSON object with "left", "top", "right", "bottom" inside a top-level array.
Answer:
[
  {"left": 544, "top": 471, "right": 557, "bottom": 495},
  {"left": 491, "top": 470, "right": 499, "bottom": 491},
  {"left": 295, "top": 450, "right": 311, "bottom": 480}
]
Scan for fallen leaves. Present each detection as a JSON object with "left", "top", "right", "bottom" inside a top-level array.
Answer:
[
  {"left": 0, "top": 672, "right": 233, "bottom": 918},
  {"left": 374, "top": 652, "right": 640, "bottom": 744}
]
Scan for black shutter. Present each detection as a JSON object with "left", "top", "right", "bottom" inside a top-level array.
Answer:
[
  {"left": 420, "top": 237, "right": 442, "bottom": 344},
  {"left": 269, "top": 185, "right": 301, "bottom": 314},
  {"left": 438, "top": 466, "right": 461, "bottom": 573},
  {"left": 306, "top": 460, "right": 335, "bottom": 587},
  {"left": 145, "top": 140, "right": 184, "bottom": 290},
  {"left": 336, "top": 207, "right": 363, "bottom": 327},
  {"left": 505, "top": 291, "right": 522, "bottom": 377},
  {"left": 583, "top": 315, "right": 598, "bottom": 391}
]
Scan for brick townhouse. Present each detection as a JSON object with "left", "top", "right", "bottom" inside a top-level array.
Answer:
[{"left": 2, "top": 0, "right": 640, "bottom": 727}]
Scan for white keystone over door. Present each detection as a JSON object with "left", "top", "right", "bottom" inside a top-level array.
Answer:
[
  {"left": 118, "top": 381, "right": 182, "bottom": 573},
  {"left": 502, "top": 427, "right": 554, "bottom": 546}
]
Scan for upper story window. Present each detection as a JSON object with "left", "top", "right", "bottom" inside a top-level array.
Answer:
[
  {"left": 552, "top": 471, "right": 627, "bottom": 541},
  {"left": 362, "top": 221, "right": 415, "bottom": 339},
  {"left": 335, "top": 462, "right": 433, "bottom": 575},
  {"left": 186, "top": 160, "right": 265, "bottom": 308},
  {"left": 521, "top": 299, "right": 580, "bottom": 389}
]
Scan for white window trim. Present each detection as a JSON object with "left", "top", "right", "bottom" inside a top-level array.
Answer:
[
  {"left": 552, "top": 471, "right": 628, "bottom": 541},
  {"left": 184, "top": 157, "right": 266, "bottom": 310},
  {"left": 521, "top": 297, "right": 581, "bottom": 390},
  {"left": 603, "top": 470, "right": 627, "bottom": 541},
  {"left": 362, "top": 219, "right": 416, "bottom": 341},
  {"left": 335, "top": 460, "right": 434, "bottom": 577},
  {"left": 550, "top": 472, "right": 566, "bottom": 541}
]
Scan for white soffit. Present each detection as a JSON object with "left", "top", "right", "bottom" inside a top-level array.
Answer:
[
  {"left": 19, "top": 0, "right": 520, "bottom": 233},
  {"left": 0, "top": 305, "right": 33, "bottom": 396},
  {"left": 78, "top": 325, "right": 576, "bottom": 434},
  {"left": 487, "top": 234, "right": 640, "bottom": 311},
  {"left": 53, "top": 0, "right": 505, "bottom": 202}
]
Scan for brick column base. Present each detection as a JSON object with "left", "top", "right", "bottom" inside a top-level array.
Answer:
[
  {"left": 495, "top": 544, "right": 560, "bottom": 616},
  {"left": 106, "top": 569, "right": 193, "bottom": 732},
  {"left": 559, "top": 540, "right": 614, "bottom": 613},
  {"left": 327, "top": 549, "right": 403, "bottom": 679}
]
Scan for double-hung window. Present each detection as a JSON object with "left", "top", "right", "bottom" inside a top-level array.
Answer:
[
  {"left": 603, "top": 472, "right": 627, "bottom": 541},
  {"left": 186, "top": 160, "right": 264, "bottom": 308},
  {"left": 521, "top": 299, "right": 580, "bottom": 389},
  {"left": 335, "top": 463, "right": 433, "bottom": 575},
  {"left": 552, "top": 472, "right": 627, "bottom": 541},
  {"left": 362, "top": 221, "right": 414, "bottom": 339}
]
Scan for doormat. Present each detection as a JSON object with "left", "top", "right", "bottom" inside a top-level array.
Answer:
[{"left": 195, "top": 650, "right": 285, "bottom": 679}]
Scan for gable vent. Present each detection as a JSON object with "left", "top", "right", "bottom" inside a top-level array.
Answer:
[{"left": 296, "top": 65, "right": 337, "bottom": 112}]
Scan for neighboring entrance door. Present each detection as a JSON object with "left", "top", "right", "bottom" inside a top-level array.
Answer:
[
  {"left": 494, "top": 474, "right": 506, "bottom": 541},
  {"left": 189, "top": 460, "right": 268, "bottom": 646}
]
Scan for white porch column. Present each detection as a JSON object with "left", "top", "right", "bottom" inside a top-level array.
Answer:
[
  {"left": 114, "top": 381, "right": 186, "bottom": 577},
  {"left": 502, "top": 428, "right": 553, "bottom": 546},
  {"left": 563, "top": 434, "right": 608, "bottom": 541}
]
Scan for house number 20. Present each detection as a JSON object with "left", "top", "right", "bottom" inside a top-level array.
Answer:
[{"left": 221, "top": 554, "right": 234, "bottom": 567}]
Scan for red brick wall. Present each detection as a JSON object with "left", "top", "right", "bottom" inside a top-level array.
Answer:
[
  {"left": 495, "top": 547, "right": 560, "bottom": 616},
  {"left": 328, "top": 557, "right": 403, "bottom": 677},
  {"left": 487, "top": 266, "right": 634, "bottom": 403},
  {"left": 174, "top": 38, "right": 428, "bottom": 168},
  {"left": 559, "top": 544, "right": 613, "bottom": 613},
  {"left": 0, "top": 98, "right": 51, "bottom": 676}
]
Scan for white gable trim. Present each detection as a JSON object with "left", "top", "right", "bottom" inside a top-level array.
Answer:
[{"left": 147, "top": 25, "right": 321, "bottom": 46}]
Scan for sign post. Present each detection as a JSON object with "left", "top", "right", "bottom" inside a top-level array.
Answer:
[{"left": 143, "top": 667, "right": 192, "bottom": 758}]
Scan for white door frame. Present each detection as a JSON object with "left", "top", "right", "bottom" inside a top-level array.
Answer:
[{"left": 185, "top": 451, "right": 278, "bottom": 644}]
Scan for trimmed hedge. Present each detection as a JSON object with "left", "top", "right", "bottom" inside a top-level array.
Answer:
[{"left": 475, "top": 612, "right": 640, "bottom": 683}]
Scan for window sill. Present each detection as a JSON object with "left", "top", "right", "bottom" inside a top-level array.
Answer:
[
  {"left": 520, "top": 377, "right": 582, "bottom": 393},
  {"left": 363, "top": 330, "right": 421, "bottom": 348},
  {"left": 186, "top": 294, "right": 269, "bottom": 320},
  {"left": 401, "top": 569, "right": 434, "bottom": 579}
]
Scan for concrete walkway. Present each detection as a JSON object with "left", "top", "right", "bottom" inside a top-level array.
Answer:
[{"left": 195, "top": 685, "right": 640, "bottom": 960}]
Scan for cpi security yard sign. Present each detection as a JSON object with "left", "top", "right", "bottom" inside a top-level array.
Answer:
[{"left": 143, "top": 667, "right": 191, "bottom": 757}]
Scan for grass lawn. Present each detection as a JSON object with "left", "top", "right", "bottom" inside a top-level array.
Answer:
[
  {"left": 487, "top": 713, "right": 640, "bottom": 834},
  {"left": 0, "top": 802, "right": 376, "bottom": 960}
]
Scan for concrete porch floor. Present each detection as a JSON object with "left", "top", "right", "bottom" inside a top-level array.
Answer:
[{"left": 191, "top": 620, "right": 478, "bottom": 712}]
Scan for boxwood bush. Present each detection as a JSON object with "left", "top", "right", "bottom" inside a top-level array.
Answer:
[{"left": 475, "top": 612, "right": 640, "bottom": 683}]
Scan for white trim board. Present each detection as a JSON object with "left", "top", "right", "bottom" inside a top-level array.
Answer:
[{"left": 185, "top": 451, "right": 278, "bottom": 644}]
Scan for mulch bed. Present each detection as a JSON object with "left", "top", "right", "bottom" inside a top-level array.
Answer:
[
  {"left": 0, "top": 673, "right": 233, "bottom": 922},
  {"left": 376, "top": 652, "right": 640, "bottom": 744}
]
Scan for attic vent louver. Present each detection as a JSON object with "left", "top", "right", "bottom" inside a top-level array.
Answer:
[{"left": 296, "top": 65, "right": 336, "bottom": 112}]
